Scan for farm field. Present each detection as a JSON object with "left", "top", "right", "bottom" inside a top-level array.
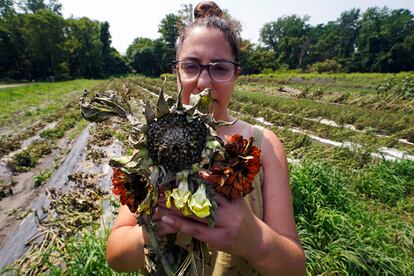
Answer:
[{"left": 0, "top": 74, "right": 413, "bottom": 275}]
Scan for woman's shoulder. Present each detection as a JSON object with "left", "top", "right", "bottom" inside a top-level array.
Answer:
[
  {"left": 218, "top": 118, "right": 286, "bottom": 156},
  {"left": 246, "top": 123, "right": 287, "bottom": 165},
  {"left": 236, "top": 120, "right": 284, "bottom": 150}
]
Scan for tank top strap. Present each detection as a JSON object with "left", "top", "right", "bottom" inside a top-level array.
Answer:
[{"left": 252, "top": 124, "right": 264, "bottom": 148}]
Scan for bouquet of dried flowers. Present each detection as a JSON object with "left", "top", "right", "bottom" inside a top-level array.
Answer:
[{"left": 79, "top": 83, "right": 261, "bottom": 275}]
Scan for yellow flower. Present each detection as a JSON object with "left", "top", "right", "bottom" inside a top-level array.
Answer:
[
  {"left": 171, "top": 176, "right": 191, "bottom": 209},
  {"left": 164, "top": 190, "right": 172, "bottom": 208},
  {"left": 182, "top": 203, "right": 192, "bottom": 216},
  {"left": 188, "top": 184, "right": 212, "bottom": 218}
]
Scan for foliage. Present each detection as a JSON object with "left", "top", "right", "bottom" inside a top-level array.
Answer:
[
  {"left": 0, "top": 1, "right": 128, "bottom": 80},
  {"left": 353, "top": 160, "right": 414, "bottom": 206},
  {"left": 259, "top": 7, "right": 414, "bottom": 73},
  {"left": 34, "top": 169, "right": 52, "bottom": 187},
  {"left": 377, "top": 76, "right": 414, "bottom": 99},
  {"left": 240, "top": 40, "right": 278, "bottom": 74},
  {"left": 260, "top": 15, "right": 310, "bottom": 69},
  {"left": 309, "top": 59, "right": 343, "bottom": 73},
  {"left": 3, "top": 3, "right": 414, "bottom": 79},
  {"left": 291, "top": 161, "right": 414, "bottom": 275},
  {"left": 158, "top": 13, "right": 182, "bottom": 48}
]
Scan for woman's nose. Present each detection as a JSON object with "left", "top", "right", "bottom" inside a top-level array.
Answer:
[{"left": 196, "top": 67, "right": 213, "bottom": 91}]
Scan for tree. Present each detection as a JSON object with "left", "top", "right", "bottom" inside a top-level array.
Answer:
[
  {"left": 22, "top": 9, "right": 67, "bottom": 79},
  {"left": 126, "top": 37, "right": 161, "bottom": 76},
  {"left": 65, "top": 17, "right": 104, "bottom": 78},
  {"left": 240, "top": 40, "right": 278, "bottom": 74},
  {"left": 305, "top": 22, "right": 340, "bottom": 65},
  {"left": 158, "top": 13, "right": 182, "bottom": 67},
  {"left": 354, "top": 7, "right": 414, "bottom": 72},
  {"left": 178, "top": 4, "right": 193, "bottom": 25},
  {"left": 99, "top": 21, "right": 128, "bottom": 76},
  {"left": 0, "top": 0, "right": 16, "bottom": 16},
  {"left": 337, "top": 8, "right": 360, "bottom": 59},
  {"left": 260, "top": 15, "right": 310, "bottom": 68},
  {"left": 158, "top": 13, "right": 182, "bottom": 48},
  {"left": 17, "top": 0, "right": 61, "bottom": 15}
]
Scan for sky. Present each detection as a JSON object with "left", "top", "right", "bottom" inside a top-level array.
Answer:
[{"left": 59, "top": 0, "right": 414, "bottom": 54}]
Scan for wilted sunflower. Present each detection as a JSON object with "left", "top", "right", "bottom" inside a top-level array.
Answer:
[{"left": 79, "top": 84, "right": 231, "bottom": 216}]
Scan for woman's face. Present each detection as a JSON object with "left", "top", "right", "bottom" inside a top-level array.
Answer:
[{"left": 176, "top": 26, "right": 239, "bottom": 120}]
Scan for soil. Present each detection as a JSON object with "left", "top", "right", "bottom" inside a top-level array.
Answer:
[
  {"left": 0, "top": 133, "right": 72, "bottom": 248},
  {"left": 0, "top": 117, "right": 124, "bottom": 269},
  {"left": 0, "top": 83, "right": 30, "bottom": 89}
]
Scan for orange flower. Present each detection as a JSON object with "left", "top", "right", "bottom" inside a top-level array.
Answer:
[
  {"left": 112, "top": 167, "right": 148, "bottom": 213},
  {"left": 200, "top": 134, "right": 261, "bottom": 200}
]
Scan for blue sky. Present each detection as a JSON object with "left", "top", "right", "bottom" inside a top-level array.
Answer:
[{"left": 59, "top": 0, "right": 414, "bottom": 54}]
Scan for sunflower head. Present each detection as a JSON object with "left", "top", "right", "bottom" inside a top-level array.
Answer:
[{"left": 147, "top": 114, "right": 208, "bottom": 174}]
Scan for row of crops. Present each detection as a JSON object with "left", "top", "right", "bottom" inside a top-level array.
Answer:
[{"left": 0, "top": 74, "right": 413, "bottom": 275}]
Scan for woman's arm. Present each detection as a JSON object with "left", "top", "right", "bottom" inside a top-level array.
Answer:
[
  {"left": 106, "top": 204, "right": 180, "bottom": 272},
  {"left": 244, "top": 128, "right": 306, "bottom": 275},
  {"left": 106, "top": 206, "right": 146, "bottom": 272}
]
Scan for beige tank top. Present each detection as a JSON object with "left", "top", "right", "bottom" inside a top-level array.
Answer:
[{"left": 177, "top": 125, "right": 265, "bottom": 276}]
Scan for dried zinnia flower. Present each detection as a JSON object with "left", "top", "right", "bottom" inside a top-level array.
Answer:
[
  {"left": 112, "top": 167, "right": 148, "bottom": 213},
  {"left": 201, "top": 134, "right": 261, "bottom": 199}
]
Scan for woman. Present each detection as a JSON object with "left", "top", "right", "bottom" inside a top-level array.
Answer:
[{"left": 106, "top": 2, "right": 306, "bottom": 275}]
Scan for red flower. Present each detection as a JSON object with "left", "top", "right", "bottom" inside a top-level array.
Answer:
[
  {"left": 200, "top": 134, "right": 261, "bottom": 200},
  {"left": 112, "top": 167, "right": 148, "bottom": 213}
]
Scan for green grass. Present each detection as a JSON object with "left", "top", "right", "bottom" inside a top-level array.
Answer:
[
  {"left": 61, "top": 226, "right": 141, "bottom": 275},
  {"left": 34, "top": 169, "right": 52, "bottom": 187},
  {"left": 237, "top": 71, "right": 414, "bottom": 89},
  {"left": 2, "top": 225, "right": 139, "bottom": 275},
  {"left": 291, "top": 160, "right": 414, "bottom": 275},
  {"left": 0, "top": 79, "right": 102, "bottom": 131},
  {"left": 7, "top": 140, "right": 52, "bottom": 172},
  {"left": 0, "top": 79, "right": 102, "bottom": 159}
]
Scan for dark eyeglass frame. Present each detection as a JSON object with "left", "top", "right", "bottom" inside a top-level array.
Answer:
[{"left": 173, "top": 60, "right": 240, "bottom": 82}]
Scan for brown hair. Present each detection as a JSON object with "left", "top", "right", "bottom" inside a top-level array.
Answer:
[{"left": 176, "top": 1, "right": 241, "bottom": 62}]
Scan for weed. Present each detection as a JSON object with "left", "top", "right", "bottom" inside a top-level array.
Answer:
[{"left": 34, "top": 170, "right": 52, "bottom": 188}]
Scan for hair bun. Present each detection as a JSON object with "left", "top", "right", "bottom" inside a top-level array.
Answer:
[{"left": 194, "top": 1, "right": 223, "bottom": 20}]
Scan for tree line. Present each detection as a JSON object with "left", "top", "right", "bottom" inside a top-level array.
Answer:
[
  {"left": 255, "top": 7, "right": 414, "bottom": 74},
  {"left": 1, "top": 1, "right": 414, "bottom": 81},
  {"left": 126, "top": 6, "right": 414, "bottom": 76},
  {"left": 0, "top": 0, "right": 128, "bottom": 80}
]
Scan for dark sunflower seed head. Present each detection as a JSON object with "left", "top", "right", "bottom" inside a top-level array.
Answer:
[{"left": 147, "top": 113, "right": 208, "bottom": 173}]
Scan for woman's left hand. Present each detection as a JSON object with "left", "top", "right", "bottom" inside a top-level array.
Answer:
[{"left": 160, "top": 193, "right": 262, "bottom": 260}]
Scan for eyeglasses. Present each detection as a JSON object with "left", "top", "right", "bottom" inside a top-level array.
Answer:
[{"left": 174, "top": 60, "right": 239, "bottom": 82}]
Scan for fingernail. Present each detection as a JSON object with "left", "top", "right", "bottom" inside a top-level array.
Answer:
[{"left": 161, "top": 216, "right": 174, "bottom": 225}]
